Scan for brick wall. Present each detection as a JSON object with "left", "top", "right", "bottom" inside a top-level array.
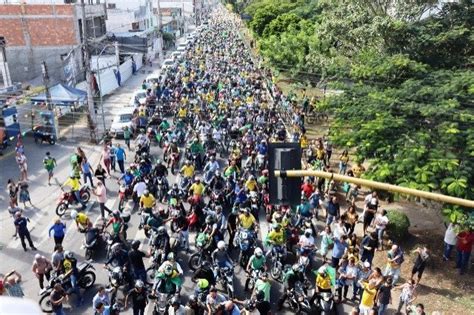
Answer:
[{"left": 0, "top": 4, "right": 78, "bottom": 47}]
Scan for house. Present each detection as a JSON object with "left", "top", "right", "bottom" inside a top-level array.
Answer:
[{"left": 0, "top": 0, "right": 108, "bottom": 83}]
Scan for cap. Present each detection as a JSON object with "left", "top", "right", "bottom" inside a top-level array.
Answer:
[{"left": 363, "top": 261, "right": 371, "bottom": 268}]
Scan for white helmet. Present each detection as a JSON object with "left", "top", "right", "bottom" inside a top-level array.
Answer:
[
  {"left": 254, "top": 247, "right": 263, "bottom": 257},
  {"left": 305, "top": 228, "right": 312, "bottom": 235},
  {"left": 70, "top": 210, "right": 78, "bottom": 220},
  {"left": 217, "top": 240, "right": 226, "bottom": 250}
]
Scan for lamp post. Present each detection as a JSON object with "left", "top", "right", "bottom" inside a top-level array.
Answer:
[{"left": 95, "top": 44, "right": 116, "bottom": 134}]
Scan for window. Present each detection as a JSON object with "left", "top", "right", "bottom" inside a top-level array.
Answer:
[
  {"left": 107, "top": 3, "right": 116, "bottom": 9},
  {"left": 132, "top": 22, "right": 140, "bottom": 30}
]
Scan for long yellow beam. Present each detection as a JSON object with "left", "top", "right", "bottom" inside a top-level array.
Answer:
[{"left": 274, "top": 170, "right": 474, "bottom": 208}]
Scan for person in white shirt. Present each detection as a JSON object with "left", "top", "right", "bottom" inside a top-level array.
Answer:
[
  {"left": 374, "top": 209, "right": 389, "bottom": 249},
  {"left": 168, "top": 297, "right": 186, "bottom": 315},
  {"left": 443, "top": 222, "right": 457, "bottom": 261},
  {"left": 133, "top": 179, "right": 147, "bottom": 203}
]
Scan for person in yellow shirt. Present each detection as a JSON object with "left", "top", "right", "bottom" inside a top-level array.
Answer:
[
  {"left": 238, "top": 208, "right": 257, "bottom": 231},
  {"left": 62, "top": 176, "right": 87, "bottom": 209},
  {"left": 310, "top": 265, "right": 333, "bottom": 305},
  {"left": 266, "top": 223, "right": 285, "bottom": 246},
  {"left": 245, "top": 176, "right": 258, "bottom": 192},
  {"left": 139, "top": 190, "right": 155, "bottom": 211},
  {"left": 189, "top": 178, "right": 205, "bottom": 197},
  {"left": 70, "top": 210, "right": 91, "bottom": 231},
  {"left": 177, "top": 107, "right": 187, "bottom": 118},
  {"left": 180, "top": 160, "right": 195, "bottom": 179},
  {"left": 300, "top": 133, "right": 309, "bottom": 150},
  {"left": 359, "top": 280, "right": 377, "bottom": 315},
  {"left": 352, "top": 162, "right": 366, "bottom": 178}
]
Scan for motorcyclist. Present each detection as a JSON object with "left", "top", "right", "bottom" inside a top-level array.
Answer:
[
  {"left": 209, "top": 170, "right": 225, "bottom": 192},
  {"left": 62, "top": 251, "right": 83, "bottom": 306},
  {"left": 167, "top": 183, "right": 185, "bottom": 201},
  {"left": 180, "top": 160, "right": 195, "bottom": 187},
  {"left": 188, "top": 177, "right": 205, "bottom": 205},
  {"left": 118, "top": 168, "right": 135, "bottom": 188},
  {"left": 237, "top": 208, "right": 258, "bottom": 232},
  {"left": 244, "top": 247, "right": 267, "bottom": 291},
  {"left": 188, "top": 138, "right": 204, "bottom": 170},
  {"left": 139, "top": 190, "right": 155, "bottom": 213},
  {"left": 62, "top": 175, "right": 87, "bottom": 210},
  {"left": 152, "top": 226, "right": 170, "bottom": 257},
  {"left": 265, "top": 223, "right": 285, "bottom": 257},
  {"left": 277, "top": 263, "right": 305, "bottom": 311},
  {"left": 70, "top": 210, "right": 92, "bottom": 232},
  {"left": 203, "top": 156, "right": 219, "bottom": 184},
  {"left": 211, "top": 241, "right": 234, "bottom": 279},
  {"left": 192, "top": 261, "right": 216, "bottom": 286},
  {"left": 105, "top": 210, "right": 127, "bottom": 245},
  {"left": 154, "top": 262, "right": 182, "bottom": 295}
]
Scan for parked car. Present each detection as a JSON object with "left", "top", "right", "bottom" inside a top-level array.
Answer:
[
  {"left": 129, "top": 89, "right": 147, "bottom": 107},
  {"left": 110, "top": 107, "right": 135, "bottom": 137},
  {"left": 161, "top": 58, "right": 175, "bottom": 71},
  {"left": 171, "top": 51, "right": 183, "bottom": 60}
]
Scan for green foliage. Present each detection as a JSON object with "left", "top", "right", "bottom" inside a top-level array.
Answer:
[{"left": 386, "top": 210, "right": 411, "bottom": 241}]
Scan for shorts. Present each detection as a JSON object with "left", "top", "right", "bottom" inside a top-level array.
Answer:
[{"left": 411, "top": 264, "right": 426, "bottom": 278}]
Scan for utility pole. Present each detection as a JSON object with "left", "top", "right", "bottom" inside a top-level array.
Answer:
[
  {"left": 41, "top": 61, "right": 59, "bottom": 140},
  {"left": 80, "top": 0, "right": 98, "bottom": 143},
  {"left": 156, "top": 0, "right": 164, "bottom": 64},
  {"left": 0, "top": 36, "right": 12, "bottom": 87}
]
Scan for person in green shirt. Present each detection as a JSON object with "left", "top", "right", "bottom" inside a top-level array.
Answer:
[
  {"left": 123, "top": 126, "right": 132, "bottom": 150},
  {"left": 253, "top": 272, "right": 271, "bottom": 302},
  {"left": 43, "top": 151, "right": 57, "bottom": 185},
  {"left": 159, "top": 119, "right": 170, "bottom": 132},
  {"left": 245, "top": 247, "right": 267, "bottom": 291},
  {"left": 188, "top": 138, "right": 204, "bottom": 170}
]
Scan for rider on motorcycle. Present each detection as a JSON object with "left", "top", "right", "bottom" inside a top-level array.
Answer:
[
  {"left": 277, "top": 263, "right": 305, "bottom": 311},
  {"left": 211, "top": 241, "right": 234, "bottom": 278},
  {"left": 70, "top": 210, "right": 92, "bottom": 232},
  {"left": 139, "top": 190, "right": 156, "bottom": 213},
  {"left": 62, "top": 251, "right": 84, "bottom": 306},
  {"left": 209, "top": 170, "right": 225, "bottom": 192},
  {"left": 105, "top": 210, "right": 127, "bottom": 245},
  {"left": 62, "top": 175, "right": 87, "bottom": 210},
  {"left": 188, "top": 138, "right": 205, "bottom": 170},
  {"left": 237, "top": 208, "right": 258, "bottom": 232},
  {"left": 244, "top": 247, "right": 267, "bottom": 291},
  {"left": 192, "top": 261, "right": 216, "bottom": 286},
  {"left": 203, "top": 156, "right": 220, "bottom": 184},
  {"left": 265, "top": 223, "right": 285, "bottom": 257},
  {"left": 152, "top": 226, "right": 170, "bottom": 257}
]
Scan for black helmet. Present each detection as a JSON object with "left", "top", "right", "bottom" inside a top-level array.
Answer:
[{"left": 131, "top": 240, "right": 141, "bottom": 250}]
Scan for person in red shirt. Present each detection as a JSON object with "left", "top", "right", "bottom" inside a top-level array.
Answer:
[
  {"left": 301, "top": 179, "right": 315, "bottom": 199},
  {"left": 456, "top": 229, "right": 474, "bottom": 275}
]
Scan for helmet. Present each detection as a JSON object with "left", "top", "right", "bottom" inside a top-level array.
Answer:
[
  {"left": 131, "top": 240, "right": 141, "bottom": 250},
  {"left": 215, "top": 170, "right": 221, "bottom": 176},
  {"left": 254, "top": 247, "right": 263, "bottom": 257},
  {"left": 197, "top": 278, "right": 209, "bottom": 289},
  {"left": 186, "top": 160, "right": 191, "bottom": 165},
  {"left": 243, "top": 208, "right": 250, "bottom": 214},
  {"left": 70, "top": 210, "right": 78, "bottom": 220},
  {"left": 305, "top": 228, "right": 312, "bottom": 235},
  {"left": 249, "top": 191, "right": 257, "bottom": 198},
  {"left": 167, "top": 252, "right": 175, "bottom": 261},
  {"left": 111, "top": 243, "right": 122, "bottom": 253},
  {"left": 157, "top": 226, "right": 166, "bottom": 235},
  {"left": 65, "top": 251, "right": 74, "bottom": 259},
  {"left": 164, "top": 264, "right": 173, "bottom": 275},
  {"left": 143, "top": 189, "right": 149, "bottom": 195},
  {"left": 272, "top": 223, "right": 281, "bottom": 230},
  {"left": 217, "top": 240, "right": 226, "bottom": 250},
  {"left": 135, "top": 280, "right": 144, "bottom": 288},
  {"left": 195, "top": 177, "right": 201, "bottom": 182},
  {"left": 244, "top": 300, "right": 255, "bottom": 311},
  {"left": 205, "top": 215, "right": 215, "bottom": 225},
  {"left": 292, "top": 263, "right": 302, "bottom": 272},
  {"left": 113, "top": 210, "right": 120, "bottom": 217}
]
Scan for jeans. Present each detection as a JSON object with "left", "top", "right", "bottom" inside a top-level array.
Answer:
[
  {"left": 331, "top": 256, "right": 341, "bottom": 268},
  {"left": 117, "top": 159, "right": 125, "bottom": 174},
  {"left": 378, "top": 303, "right": 388, "bottom": 315},
  {"left": 214, "top": 260, "right": 233, "bottom": 279},
  {"left": 444, "top": 242, "right": 455, "bottom": 260},
  {"left": 70, "top": 274, "right": 82, "bottom": 303},
  {"left": 134, "top": 268, "right": 147, "bottom": 282},
  {"left": 53, "top": 306, "right": 66, "bottom": 315},
  {"left": 339, "top": 162, "right": 347, "bottom": 175},
  {"left": 326, "top": 214, "right": 335, "bottom": 226},
  {"left": 456, "top": 250, "right": 471, "bottom": 274},
  {"left": 384, "top": 266, "right": 401, "bottom": 284},
  {"left": 180, "top": 229, "right": 189, "bottom": 250},
  {"left": 83, "top": 172, "right": 94, "bottom": 187},
  {"left": 360, "top": 251, "right": 374, "bottom": 265},
  {"left": 73, "top": 191, "right": 87, "bottom": 208},
  {"left": 133, "top": 306, "right": 146, "bottom": 315},
  {"left": 376, "top": 228, "right": 385, "bottom": 246}
]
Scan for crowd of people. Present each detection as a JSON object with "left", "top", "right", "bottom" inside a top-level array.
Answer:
[{"left": 1, "top": 4, "right": 473, "bottom": 315}]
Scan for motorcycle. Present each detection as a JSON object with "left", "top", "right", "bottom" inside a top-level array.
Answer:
[
  {"left": 55, "top": 186, "right": 91, "bottom": 217},
  {"left": 156, "top": 177, "right": 167, "bottom": 202},
  {"left": 216, "top": 266, "right": 234, "bottom": 298},
  {"left": 33, "top": 125, "right": 56, "bottom": 145},
  {"left": 149, "top": 291, "right": 178, "bottom": 315},
  {"left": 168, "top": 152, "right": 180, "bottom": 174},
  {"left": 245, "top": 269, "right": 261, "bottom": 292},
  {"left": 82, "top": 223, "right": 105, "bottom": 260},
  {"left": 188, "top": 232, "right": 213, "bottom": 271},
  {"left": 286, "top": 281, "right": 312, "bottom": 314},
  {"left": 235, "top": 228, "right": 256, "bottom": 268},
  {"left": 179, "top": 176, "right": 191, "bottom": 193},
  {"left": 318, "top": 291, "right": 338, "bottom": 315},
  {"left": 269, "top": 245, "right": 286, "bottom": 281},
  {"left": 39, "top": 262, "right": 96, "bottom": 313},
  {"left": 146, "top": 248, "right": 166, "bottom": 285}
]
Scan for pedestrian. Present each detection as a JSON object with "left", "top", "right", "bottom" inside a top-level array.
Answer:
[
  {"left": 343, "top": 204, "right": 358, "bottom": 236},
  {"left": 411, "top": 246, "right": 430, "bottom": 284},
  {"left": 51, "top": 245, "right": 65, "bottom": 274},
  {"left": 110, "top": 143, "right": 117, "bottom": 173},
  {"left": 115, "top": 143, "right": 126, "bottom": 174},
  {"left": 92, "top": 286, "right": 114, "bottom": 309},
  {"left": 455, "top": 228, "right": 474, "bottom": 275},
  {"left": 123, "top": 126, "right": 132, "bottom": 150},
  {"left": 336, "top": 256, "right": 358, "bottom": 302},
  {"left": 128, "top": 240, "right": 149, "bottom": 282},
  {"left": 81, "top": 157, "right": 94, "bottom": 188},
  {"left": 7, "top": 178, "right": 19, "bottom": 210},
  {"left": 384, "top": 244, "right": 404, "bottom": 285},
  {"left": 362, "top": 192, "right": 378, "bottom": 235},
  {"left": 95, "top": 163, "right": 107, "bottom": 187},
  {"left": 376, "top": 276, "right": 393, "bottom": 315},
  {"left": 50, "top": 283, "right": 68, "bottom": 315},
  {"left": 14, "top": 211, "right": 37, "bottom": 251},
  {"left": 326, "top": 195, "right": 340, "bottom": 226},
  {"left": 360, "top": 232, "right": 378, "bottom": 265},
  {"left": 74, "top": 146, "right": 86, "bottom": 165},
  {"left": 443, "top": 222, "right": 457, "bottom": 261},
  {"left": 93, "top": 181, "right": 111, "bottom": 218},
  {"left": 43, "top": 151, "right": 57, "bottom": 185},
  {"left": 18, "top": 181, "right": 33, "bottom": 208},
  {"left": 15, "top": 151, "right": 28, "bottom": 181},
  {"left": 331, "top": 235, "right": 348, "bottom": 267},
  {"left": 353, "top": 261, "right": 372, "bottom": 301},
  {"left": 395, "top": 279, "right": 417, "bottom": 314},
  {"left": 49, "top": 218, "right": 66, "bottom": 247},
  {"left": 2, "top": 270, "right": 24, "bottom": 298},
  {"left": 101, "top": 144, "right": 111, "bottom": 175},
  {"left": 358, "top": 279, "right": 377, "bottom": 315},
  {"left": 32, "top": 254, "right": 52, "bottom": 290},
  {"left": 339, "top": 149, "right": 349, "bottom": 175},
  {"left": 125, "top": 280, "right": 148, "bottom": 315},
  {"left": 374, "top": 209, "right": 389, "bottom": 249},
  {"left": 318, "top": 225, "right": 333, "bottom": 260}
]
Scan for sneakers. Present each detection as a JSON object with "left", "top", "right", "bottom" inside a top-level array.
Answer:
[{"left": 31, "top": 246, "right": 37, "bottom": 250}]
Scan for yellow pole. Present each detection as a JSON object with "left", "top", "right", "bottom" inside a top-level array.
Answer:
[{"left": 274, "top": 170, "right": 474, "bottom": 208}]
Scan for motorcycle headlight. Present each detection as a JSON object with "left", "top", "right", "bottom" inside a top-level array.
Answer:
[{"left": 298, "top": 296, "right": 304, "bottom": 302}]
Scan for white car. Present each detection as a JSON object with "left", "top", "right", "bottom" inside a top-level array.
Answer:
[
  {"left": 129, "top": 89, "right": 147, "bottom": 107},
  {"left": 186, "top": 32, "right": 196, "bottom": 41},
  {"left": 110, "top": 108, "right": 135, "bottom": 137},
  {"left": 171, "top": 51, "right": 183, "bottom": 60},
  {"left": 145, "top": 72, "right": 163, "bottom": 86},
  {"left": 161, "top": 58, "right": 175, "bottom": 71}
]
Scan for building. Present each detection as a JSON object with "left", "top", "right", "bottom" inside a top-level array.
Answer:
[
  {"left": 0, "top": 1, "right": 107, "bottom": 83},
  {"left": 105, "top": 0, "right": 161, "bottom": 61}
]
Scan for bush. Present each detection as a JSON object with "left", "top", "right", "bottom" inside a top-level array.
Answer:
[{"left": 386, "top": 210, "right": 410, "bottom": 241}]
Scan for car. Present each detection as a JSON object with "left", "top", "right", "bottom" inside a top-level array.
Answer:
[
  {"left": 129, "top": 89, "right": 147, "bottom": 107},
  {"left": 145, "top": 72, "right": 163, "bottom": 86},
  {"left": 171, "top": 51, "right": 183, "bottom": 60},
  {"left": 110, "top": 108, "right": 135, "bottom": 137},
  {"left": 161, "top": 58, "right": 175, "bottom": 71},
  {"left": 186, "top": 32, "right": 196, "bottom": 41}
]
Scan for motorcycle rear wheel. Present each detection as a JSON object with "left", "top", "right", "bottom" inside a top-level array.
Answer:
[
  {"left": 56, "top": 203, "right": 68, "bottom": 217},
  {"left": 80, "top": 191, "right": 91, "bottom": 203},
  {"left": 188, "top": 253, "right": 202, "bottom": 271},
  {"left": 39, "top": 293, "right": 53, "bottom": 313},
  {"left": 79, "top": 271, "right": 96, "bottom": 289},
  {"left": 270, "top": 262, "right": 283, "bottom": 281}
]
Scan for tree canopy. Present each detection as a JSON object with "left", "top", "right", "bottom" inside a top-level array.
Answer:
[{"left": 243, "top": 0, "right": 474, "bottom": 227}]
